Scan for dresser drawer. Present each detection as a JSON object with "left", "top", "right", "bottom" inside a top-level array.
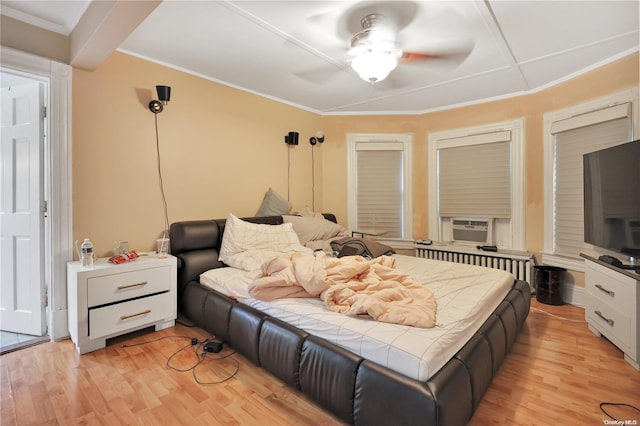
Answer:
[
  {"left": 87, "top": 265, "right": 171, "bottom": 307},
  {"left": 89, "top": 292, "right": 174, "bottom": 339},
  {"left": 585, "top": 264, "right": 635, "bottom": 313},
  {"left": 585, "top": 298, "right": 632, "bottom": 351}
]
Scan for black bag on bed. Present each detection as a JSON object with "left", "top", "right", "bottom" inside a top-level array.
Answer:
[{"left": 330, "top": 237, "right": 395, "bottom": 258}]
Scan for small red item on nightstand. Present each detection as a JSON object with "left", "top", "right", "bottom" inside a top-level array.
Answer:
[{"left": 108, "top": 250, "right": 140, "bottom": 264}]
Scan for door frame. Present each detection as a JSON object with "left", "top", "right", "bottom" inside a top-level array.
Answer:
[{"left": 1, "top": 46, "right": 73, "bottom": 341}]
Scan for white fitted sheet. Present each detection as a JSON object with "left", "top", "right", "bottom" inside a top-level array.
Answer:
[{"left": 200, "top": 254, "right": 514, "bottom": 381}]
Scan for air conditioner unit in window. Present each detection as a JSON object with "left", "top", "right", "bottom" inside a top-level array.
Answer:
[{"left": 452, "top": 218, "right": 494, "bottom": 245}]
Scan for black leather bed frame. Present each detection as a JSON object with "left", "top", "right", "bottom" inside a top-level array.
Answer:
[{"left": 170, "top": 214, "right": 531, "bottom": 426}]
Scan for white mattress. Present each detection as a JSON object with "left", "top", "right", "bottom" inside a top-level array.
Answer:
[{"left": 200, "top": 254, "right": 514, "bottom": 381}]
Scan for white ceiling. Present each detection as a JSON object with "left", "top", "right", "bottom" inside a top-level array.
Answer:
[{"left": 2, "top": 0, "right": 638, "bottom": 115}]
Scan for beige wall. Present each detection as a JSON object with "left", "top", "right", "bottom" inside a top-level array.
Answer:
[
  {"left": 73, "top": 52, "right": 323, "bottom": 257},
  {"left": 73, "top": 51, "right": 638, "bottom": 264},
  {"left": 322, "top": 53, "right": 640, "bottom": 266}
]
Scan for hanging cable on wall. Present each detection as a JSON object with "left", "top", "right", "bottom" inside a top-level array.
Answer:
[
  {"left": 153, "top": 113, "right": 170, "bottom": 234},
  {"left": 149, "top": 85, "right": 172, "bottom": 237},
  {"left": 288, "top": 144, "right": 292, "bottom": 201},
  {"left": 311, "top": 145, "right": 315, "bottom": 210},
  {"left": 309, "top": 131, "right": 325, "bottom": 211}
]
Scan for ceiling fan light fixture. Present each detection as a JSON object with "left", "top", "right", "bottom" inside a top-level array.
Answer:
[{"left": 351, "top": 50, "right": 399, "bottom": 84}]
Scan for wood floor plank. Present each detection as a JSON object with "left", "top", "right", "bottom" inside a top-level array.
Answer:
[{"left": 1, "top": 300, "right": 638, "bottom": 425}]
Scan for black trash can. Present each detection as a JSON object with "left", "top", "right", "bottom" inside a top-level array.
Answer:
[{"left": 533, "top": 265, "right": 566, "bottom": 305}]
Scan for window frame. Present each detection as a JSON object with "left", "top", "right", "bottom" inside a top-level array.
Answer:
[
  {"left": 346, "top": 133, "right": 413, "bottom": 249},
  {"left": 428, "top": 119, "right": 525, "bottom": 250},
  {"left": 542, "top": 87, "right": 639, "bottom": 272}
]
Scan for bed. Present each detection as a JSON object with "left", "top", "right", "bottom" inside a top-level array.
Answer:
[{"left": 170, "top": 213, "right": 531, "bottom": 426}]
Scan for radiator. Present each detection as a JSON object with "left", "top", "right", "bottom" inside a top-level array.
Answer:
[{"left": 415, "top": 244, "right": 535, "bottom": 284}]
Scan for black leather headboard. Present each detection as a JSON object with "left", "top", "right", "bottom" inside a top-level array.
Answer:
[{"left": 169, "top": 214, "right": 337, "bottom": 304}]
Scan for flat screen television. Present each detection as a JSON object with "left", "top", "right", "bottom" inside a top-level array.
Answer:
[{"left": 583, "top": 139, "right": 640, "bottom": 257}]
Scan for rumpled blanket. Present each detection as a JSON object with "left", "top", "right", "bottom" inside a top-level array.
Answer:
[{"left": 248, "top": 252, "right": 437, "bottom": 328}]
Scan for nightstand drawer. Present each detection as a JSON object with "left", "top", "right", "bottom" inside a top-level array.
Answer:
[
  {"left": 89, "top": 292, "right": 174, "bottom": 339},
  {"left": 87, "top": 265, "right": 171, "bottom": 307}
]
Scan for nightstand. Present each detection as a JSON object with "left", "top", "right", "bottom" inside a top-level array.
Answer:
[{"left": 67, "top": 253, "right": 177, "bottom": 354}]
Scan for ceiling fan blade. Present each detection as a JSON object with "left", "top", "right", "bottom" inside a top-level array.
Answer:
[
  {"left": 299, "top": 11, "right": 347, "bottom": 47},
  {"left": 285, "top": 6, "right": 352, "bottom": 81},
  {"left": 294, "top": 63, "right": 349, "bottom": 85},
  {"left": 400, "top": 52, "right": 443, "bottom": 63},
  {"left": 283, "top": 6, "right": 351, "bottom": 66},
  {"left": 399, "top": 39, "right": 475, "bottom": 68},
  {"left": 396, "top": 3, "right": 476, "bottom": 67}
]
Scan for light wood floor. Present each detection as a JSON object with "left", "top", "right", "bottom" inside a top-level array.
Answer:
[{"left": 2, "top": 301, "right": 639, "bottom": 425}]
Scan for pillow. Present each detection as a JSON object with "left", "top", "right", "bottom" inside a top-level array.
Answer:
[
  {"left": 256, "top": 188, "right": 292, "bottom": 217},
  {"left": 299, "top": 206, "right": 323, "bottom": 218},
  {"left": 283, "top": 214, "right": 347, "bottom": 245},
  {"left": 219, "top": 214, "right": 309, "bottom": 271}
]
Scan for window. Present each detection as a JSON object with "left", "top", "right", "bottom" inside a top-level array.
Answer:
[
  {"left": 347, "top": 134, "right": 413, "bottom": 246},
  {"left": 543, "top": 88, "right": 638, "bottom": 270},
  {"left": 428, "top": 119, "right": 525, "bottom": 249}
]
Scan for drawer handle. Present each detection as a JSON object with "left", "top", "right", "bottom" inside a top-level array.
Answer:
[
  {"left": 594, "top": 310, "right": 614, "bottom": 327},
  {"left": 594, "top": 284, "right": 615, "bottom": 297},
  {"left": 120, "top": 309, "right": 151, "bottom": 320},
  {"left": 117, "top": 281, "right": 148, "bottom": 290}
]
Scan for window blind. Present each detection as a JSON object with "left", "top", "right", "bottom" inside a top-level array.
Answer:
[
  {"left": 553, "top": 113, "right": 632, "bottom": 257},
  {"left": 438, "top": 139, "right": 511, "bottom": 218},
  {"left": 356, "top": 144, "right": 403, "bottom": 238},
  {"left": 551, "top": 103, "right": 631, "bottom": 134}
]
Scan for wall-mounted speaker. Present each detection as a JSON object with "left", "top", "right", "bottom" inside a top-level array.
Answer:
[{"left": 285, "top": 131, "right": 299, "bottom": 145}]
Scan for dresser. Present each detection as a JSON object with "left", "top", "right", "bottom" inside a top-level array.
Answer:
[
  {"left": 67, "top": 253, "right": 177, "bottom": 354},
  {"left": 582, "top": 254, "right": 640, "bottom": 370}
]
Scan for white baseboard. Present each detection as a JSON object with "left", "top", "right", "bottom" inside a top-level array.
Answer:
[
  {"left": 50, "top": 308, "right": 69, "bottom": 341},
  {"left": 563, "top": 282, "right": 585, "bottom": 307}
]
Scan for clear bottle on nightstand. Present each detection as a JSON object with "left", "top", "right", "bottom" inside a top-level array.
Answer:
[{"left": 80, "top": 238, "right": 94, "bottom": 269}]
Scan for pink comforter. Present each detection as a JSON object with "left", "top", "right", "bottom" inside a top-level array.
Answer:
[{"left": 248, "top": 252, "right": 437, "bottom": 328}]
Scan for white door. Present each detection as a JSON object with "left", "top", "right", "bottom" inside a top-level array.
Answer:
[{"left": 0, "top": 82, "right": 46, "bottom": 336}]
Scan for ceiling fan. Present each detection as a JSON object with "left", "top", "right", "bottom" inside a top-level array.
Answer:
[{"left": 295, "top": 1, "right": 476, "bottom": 86}]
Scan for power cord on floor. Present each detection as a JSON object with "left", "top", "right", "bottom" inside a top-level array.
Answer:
[
  {"left": 599, "top": 402, "right": 640, "bottom": 423},
  {"left": 531, "top": 306, "right": 585, "bottom": 323},
  {"left": 165, "top": 339, "right": 204, "bottom": 372},
  {"left": 193, "top": 348, "right": 240, "bottom": 385},
  {"left": 121, "top": 335, "right": 239, "bottom": 385}
]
